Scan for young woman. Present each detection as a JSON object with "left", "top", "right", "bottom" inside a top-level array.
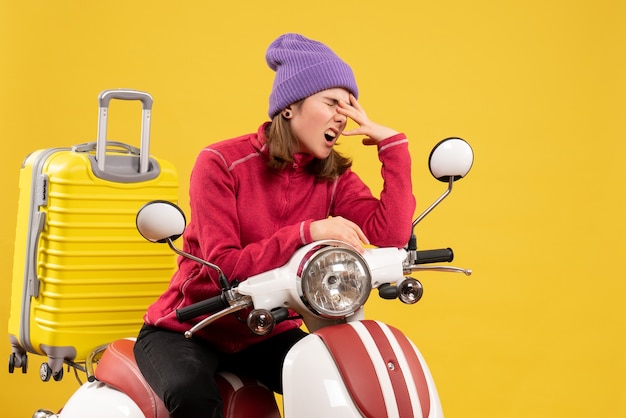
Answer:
[{"left": 134, "top": 32, "right": 416, "bottom": 417}]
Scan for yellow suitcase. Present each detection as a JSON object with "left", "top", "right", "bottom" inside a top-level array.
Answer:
[{"left": 7, "top": 90, "right": 178, "bottom": 381}]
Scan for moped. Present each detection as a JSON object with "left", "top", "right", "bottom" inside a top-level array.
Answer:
[{"left": 33, "top": 137, "right": 474, "bottom": 418}]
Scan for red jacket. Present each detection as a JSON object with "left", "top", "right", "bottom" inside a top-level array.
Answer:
[{"left": 144, "top": 122, "right": 416, "bottom": 352}]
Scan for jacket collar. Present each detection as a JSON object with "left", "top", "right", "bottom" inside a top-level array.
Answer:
[{"left": 254, "top": 122, "right": 315, "bottom": 170}]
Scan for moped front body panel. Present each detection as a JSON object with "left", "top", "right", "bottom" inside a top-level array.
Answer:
[{"left": 283, "top": 320, "right": 443, "bottom": 418}]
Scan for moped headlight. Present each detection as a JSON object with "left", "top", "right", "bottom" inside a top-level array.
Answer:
[{"left": 299, "top": 246, "right": 371, "bottom": 318}]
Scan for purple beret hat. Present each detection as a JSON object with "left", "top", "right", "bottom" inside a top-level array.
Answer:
[{"left": 266, "top": 33, "right": 359, "bottom": 118}]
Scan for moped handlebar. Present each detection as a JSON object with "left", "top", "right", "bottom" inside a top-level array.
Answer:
[
  {"left": 176, "top": 294, "right": 229, "bottom": 323},
  {"left": 176, "top": 247, "right": 458, "bottom": 323}
]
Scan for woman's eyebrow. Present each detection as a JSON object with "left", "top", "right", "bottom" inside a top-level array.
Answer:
[{"left": 324, "top": 97, "right": 349, "bottom": 105}]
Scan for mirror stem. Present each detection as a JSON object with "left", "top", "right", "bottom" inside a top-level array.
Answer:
[
  {"left": 407, "top": 177, "right": 455, "bottom": 265},
  {"left": 412, "top": 177, "right": 454, "bottom": 228},
  {"left": 166, "top": 238, "right": 231, "bottom": 290}
]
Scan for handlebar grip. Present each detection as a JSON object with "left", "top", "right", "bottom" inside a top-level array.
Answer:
[
  {"left": 416, "top": 248, "right": 454, "bottom": 264},
  {"left": 176, "top": 294, "right": 229, "bottom": 323}
]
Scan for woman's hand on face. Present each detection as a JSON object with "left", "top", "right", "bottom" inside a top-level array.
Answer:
[
  {"left": 310, "top": 216, "right": 370, "bottom": 253},
  {"left": 338, "top": 94, "right": 398, "bottom": 145}
]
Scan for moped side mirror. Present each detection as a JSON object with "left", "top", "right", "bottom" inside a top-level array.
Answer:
[
  {"left": 136, "top": 200, "right": 187, "bottom": 243},
  {"left": 429, "top": 137, "right": 474, "bottom": 182},
  {"left": 414, "top": 137, "right": 474, "bottom": 227}
]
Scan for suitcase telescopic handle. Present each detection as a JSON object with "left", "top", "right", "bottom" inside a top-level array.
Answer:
[
  {"left": 96, "top": 89, "right": 153, "bottom": 174},
  {"left": 98, "top": 89, "right": 153, "bottom": 110}
]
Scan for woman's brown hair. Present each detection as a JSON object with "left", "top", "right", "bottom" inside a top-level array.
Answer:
[{"left": 265, "top": 113, "right": 352, "bottom": 181}]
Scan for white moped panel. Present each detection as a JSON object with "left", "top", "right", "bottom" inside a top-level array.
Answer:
[
  {"left": 282, "top": 334, "right": 363, "bottom": 417},
  {"left": 362, "top": 247, "right": 407, "bottom": 287},
  {"left": 59, "top": 381, "right": 144, "bottom": 418}
]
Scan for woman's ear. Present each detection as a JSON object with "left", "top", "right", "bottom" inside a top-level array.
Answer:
[{"left": 281, "top": 107, "right": 293, "bottom": 119}]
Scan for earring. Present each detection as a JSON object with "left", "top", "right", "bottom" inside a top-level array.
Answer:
[{"left": 282, "top": 110, "right": 291, "bottom": 119}]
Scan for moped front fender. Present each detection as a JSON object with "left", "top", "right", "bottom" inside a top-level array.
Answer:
[{"left": 283, "top": 320, "right": 443, "bottom": 418}]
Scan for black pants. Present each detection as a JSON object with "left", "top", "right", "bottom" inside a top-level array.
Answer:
[{"left": 133, "top": 324, "right": 307, "bottom": 418}]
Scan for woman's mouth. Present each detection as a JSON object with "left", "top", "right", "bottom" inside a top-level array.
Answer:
[{"left": 324, "top": 129, "right": 337, "bottom": 143}]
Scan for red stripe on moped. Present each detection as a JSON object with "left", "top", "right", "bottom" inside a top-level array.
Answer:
[
  {"left": 361, "top": 321, "right": 416, "bottom": 417},
  {"left": 315, "top": 322, "right": 388, "bottom": 417}
]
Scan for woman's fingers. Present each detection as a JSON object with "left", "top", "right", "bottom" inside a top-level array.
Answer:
[{"left": 310, "top": 217, "right": 370, "bottom": 252}]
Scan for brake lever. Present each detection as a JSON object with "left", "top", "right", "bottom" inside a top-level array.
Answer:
[
  {"left": 406, "top": 265, "right": 472, "bottom": 276},
  {"left": 184, "top": 297, "right": 253, "bottom": 339}
]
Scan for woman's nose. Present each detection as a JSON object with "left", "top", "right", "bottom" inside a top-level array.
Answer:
[{"left": 334, "top": 111, "right": 347, "bottom": 124}]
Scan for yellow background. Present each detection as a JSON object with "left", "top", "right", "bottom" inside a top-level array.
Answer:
[{"left": 1, "top": 1, "right": 625, "bottom": 417}]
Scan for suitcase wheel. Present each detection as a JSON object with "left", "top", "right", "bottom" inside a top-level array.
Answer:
[
  {"left": 8, "top": 352, "right": 28, "bottom": 374},
  {"left": 39, "top": 362, "right": 63, "bottom": 382}
]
